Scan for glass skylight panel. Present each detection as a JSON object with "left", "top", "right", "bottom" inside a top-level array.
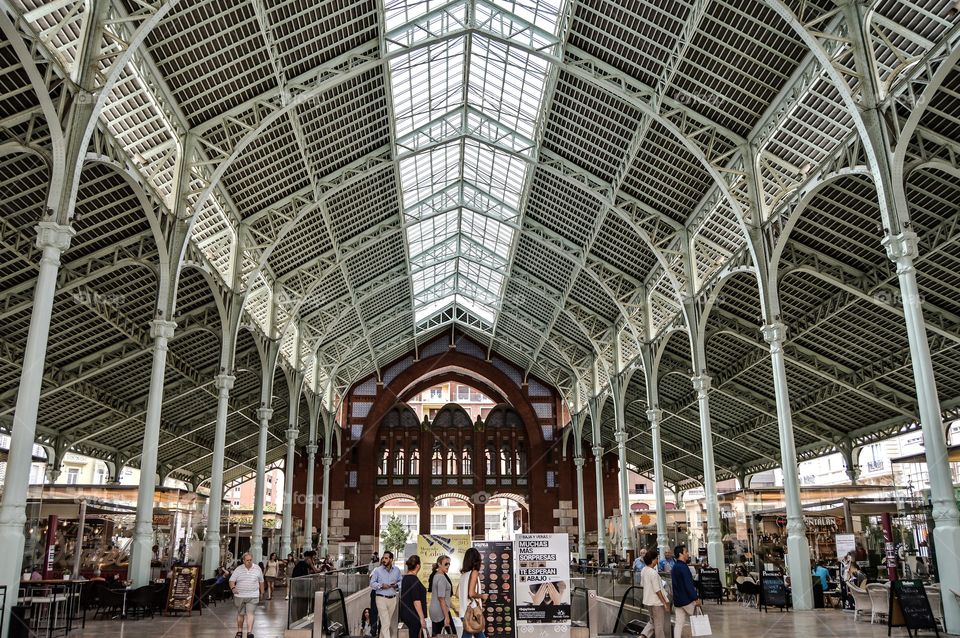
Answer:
[{"left": 388, "top": 0, "right": 565, "bottom": 327}]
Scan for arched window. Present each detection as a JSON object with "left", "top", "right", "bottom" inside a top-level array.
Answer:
[
  {"left": 432, "top": 444, "right": 443, "bottom": 474},
  {"left": 500, "top": 445, "right": 512, "bottom": 474},
  {"left": 515, "top": 449, "right": 527, "bottom": 474},
  {"left": 462, "top": 448, "right": 472, "bottom": 475},
  {"left": 485, "top": 445, "right": 496, "bottom": 475},
  {"left": 447, "top": 449, "right": 458, "bottom": 475},
  {"left": 409, "top": 446, "right": 420, "bottom": 475},
  {"left": 394, "top": 449, "right": 405, "bottom": 475},
  {"left": 379, "top": 446, "right": 389, "bottom": 475}
]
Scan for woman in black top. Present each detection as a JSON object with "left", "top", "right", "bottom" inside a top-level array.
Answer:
[{"left": 399, "top": 555, "right": 428, "bottom": 638}]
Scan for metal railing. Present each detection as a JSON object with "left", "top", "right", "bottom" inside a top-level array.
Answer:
[{"left": 287, "top": 566, "right": 369, "bottom": 629}]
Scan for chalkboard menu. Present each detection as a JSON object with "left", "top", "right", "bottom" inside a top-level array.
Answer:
[
  {"left": 888, "top": 579, "right": 939, "bottom": 637},
  {"left": 166, "top": 565, "right": 200, "bottom": 615},
  {"left": 759, "top": 571, "right": 789, "bottom": 612},
  {"left": 698, "top": 568, "right": 723, "bottom": 604}
]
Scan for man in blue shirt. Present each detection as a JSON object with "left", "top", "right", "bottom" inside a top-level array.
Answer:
[
  {"left": 813, "top": 560, "right": 830, "bottom": 591},
  {"left": 370, "top": 551, "right": 403, "bottom": 638},
  {"left": 670, "top": 545, "right": 701, "bottom": 638},
  {"left": 657, "top": 547, "right": 677, "bottom": 574}
]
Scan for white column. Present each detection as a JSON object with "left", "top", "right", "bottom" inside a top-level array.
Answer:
[
  {"left": 574, "top": 456, "right": 587, "bottom": 560},
  {"left": 648, "top": 409, "right": 669, "bottom": 556},
  {"left": 320, "top": 455, "right": 332, "bottom": 555},
  {"left": 762, "top": 322, "right": 813, "bottom": 609},
  {"left": 250, "top": 407, "right": 272, "bottom": 563},
  {"left": 691, "top": 374, "right": 723, "bottom": 574},
  {"left": 614, "top": 430, "right": 632, "bottom": 558},
  {"left": 281, "top": 427, "right": 298, "bottom": 557},
  {"left": 202, "top": 373, "right": 234, "bottom": 577},
  {"left": 129, "top": 318, "right": 176, "bottom": 586},
  {"left": 592, "top": 445, "right": 607, "bottom": 560},
  {"left": 303, "top": 443, "right": 318, "bottom": 551},
  {"left": 885, "top": 232, "right": 960, "bottom": 632}
]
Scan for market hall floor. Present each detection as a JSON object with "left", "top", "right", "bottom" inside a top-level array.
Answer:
[{"left": 66, "top": 600, "right": 957, "bottom": 638}]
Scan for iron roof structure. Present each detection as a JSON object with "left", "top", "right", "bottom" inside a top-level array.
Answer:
[{"left": 1, "top": 0, "right": 959, "bottom": 490}]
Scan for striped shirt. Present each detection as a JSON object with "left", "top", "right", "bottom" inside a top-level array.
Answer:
[{"left": 229, "top": 564, "right": 264, "bottom": 598}]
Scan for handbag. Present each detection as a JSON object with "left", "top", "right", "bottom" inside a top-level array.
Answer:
[
  {"left": 463, "top": 600, "right": 484, "bottom": 634},
  {"left": 689, "top": 608, "right": 712, "bottom": 636}
]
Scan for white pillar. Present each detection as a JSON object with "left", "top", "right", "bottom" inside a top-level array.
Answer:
[
  {"left": 574, "top": 456, "right": 587, "bottom": 560},
  {"left": 885, "top": 232, "right": 960, "bottom": 633},
  {"left": 281, "top": 427, "right": 298, "bottom": 557},
  {"left": 762, "top": 322, "right": 813, "bottom": 609},
  {"left": 614, "top": 430, "right": 632, "bottom": 558},
  {"left": 250, "top": 407, "right": 272, "bottom": 563},
  {"left": 320, "top": 455, "right": 332, "bottom": 555},
  {"left": 303, "top": 443, "right": 318, "bottom": 551},
  {"left": 0, "top": 225, "right": 74, "bottom": 631},
  {"left": 648, "top": 409, "right": 669, "bottom": 556},
  {"left": 129, "top": 318, "right": 176, "bottom": 586},
  {"left": 592, "top": 445, "right": 607, "bottom": 560},
  {"left": 691, "top": 374, "right": 723, "bottom": 574},
  {"left": 202, "top": 373, "right": 234, "bottom": 577}
]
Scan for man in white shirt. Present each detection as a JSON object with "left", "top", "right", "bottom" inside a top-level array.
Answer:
[
  {"left": 370, "top": 551, "right": 403, "bottom": 638},
  {"left": 639, "top": 549, "right": 670, "bottom": 638},
  {"left": 230, "top": 552, "right": 265, "bottom": 638}
]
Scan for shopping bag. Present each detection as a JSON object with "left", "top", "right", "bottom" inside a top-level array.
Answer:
[{"left": 689, "top": 608, "right": 712, "bottom": 636}]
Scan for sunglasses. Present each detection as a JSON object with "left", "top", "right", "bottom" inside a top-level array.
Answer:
[{"left": 442, "top": 563, "right": 450, "bottom": 567}]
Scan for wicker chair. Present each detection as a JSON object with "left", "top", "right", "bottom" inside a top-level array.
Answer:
[
  {"left": 848, "top": 583, "right": 872, "bottom": 622},
  {"left": 866, "top": 583, "right": 888, "bottom": 624}
]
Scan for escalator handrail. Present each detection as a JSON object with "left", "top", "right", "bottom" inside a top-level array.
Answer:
[
  {"left": 572, "top": 586, "right": 591, "bottom": 627},
  {"left": 613, "top": 586, "right": 641, "bottom": 635}
]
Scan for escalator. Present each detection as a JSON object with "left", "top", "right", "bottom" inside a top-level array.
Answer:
[{"left": 574, "top": 585, "right": 671, "bottom": 638}]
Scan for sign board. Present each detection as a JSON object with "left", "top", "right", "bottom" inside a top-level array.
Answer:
[
  {"left": 166, "top": 564, "right": 200, "bottom": 615},
  {"left": 759, "top": 571, "right": 790, "bottom": 612},
  {"left": 835, "top": 534, "right": 856, "bottom": 559},
  {"left": 417, "top": 534, "right": 471, "bottom": 591},
  {"left": 697, "top": 568, "right": 723, "bottom": 604},
  {"left": 888, "top": 579, "right": 939, "bottom": 637},
  {"left": 475, "top": 540, "right": 515, "bottom": 638},
  {"left": 515, "top": 533, "right": 570, "bottom": 638}
]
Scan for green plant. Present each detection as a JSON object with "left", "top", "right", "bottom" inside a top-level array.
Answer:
[{"left": 380, "top": 516, "right": 409, "bottom": 556}]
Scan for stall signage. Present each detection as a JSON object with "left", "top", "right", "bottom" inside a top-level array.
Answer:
[
  {"left": 888, "top": 579, "right": 939, "bottom": 635},
  {"left": 698, "top": 568, "right": 723, "bottom": 604},
  {"left": 802, "top": 516, "right": 838, "bottom": 529},
  {"left": 515, "top": 533, "right": 570, "bottom": 638},
  {"left": 166, "top": 565, "right": 200, "bottom": 615},
  {"left": 759, "top": 571, "right": 790, "bottom": 611}
]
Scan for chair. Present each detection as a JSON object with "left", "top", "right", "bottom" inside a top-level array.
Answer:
[
  {"left": 94, "top": 586, "right": 126, "bottom": 620},
  {"left": 867, "top": 583, "right": 888, "bottom": 624},
  {"left": 848, "top": 583, "right": 872, "bottom": 622},
  {"left": 736, "top": 580, "right": 758, "bottom": 608},
  {"left": 127, "top": 586, "right": 156, "bottom": 619}
]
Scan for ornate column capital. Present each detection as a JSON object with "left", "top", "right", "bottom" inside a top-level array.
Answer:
[
  {"left": 257, "top": 407, "right": 273, "bottom": 423},
  {"left": 646, "top": 408, "right": 662, "bottom": 425},
  {"left": 882, "top": 230, "right": 919, "bottom": 265},
  {"left": 305, "top": 444, "right": 319, "bottom": 455},
  {"left": 35, "top": 221, "right": 75, "bottom": 253},
  {"left": 691, "top": 374, "right": 712, "bottom": 395},
  {"left": 574, "top": 457, "right": 585, "bottom": 468},
  {"left": 591, "top": 445, "right": 604, "bottom": 457},
  {"left": 285, "top": 428, "right": 299, "bottom": 442},
  {"left": 149, "top": 319, "right": 177, "bottom": 341},
  {"left": 761, "top": 321, "right": 787, "bottom": 348},
  {"left": 215, "top": 373, "right": 235, "bottom": 392},
  {"left": 614, "top": 431, "right": 628, "bottom": 445},
  {"left": 321, "top": 456, "right": 333, "bottom": 467}
]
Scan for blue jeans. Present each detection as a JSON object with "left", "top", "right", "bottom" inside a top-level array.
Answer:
[{"left": 461, "top": 632, "right": 485, "bottom": 638}]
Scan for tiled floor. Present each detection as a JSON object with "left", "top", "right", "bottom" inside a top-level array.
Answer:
[{"left": 66, "top": 600, "right": 954, "bottom": 638}]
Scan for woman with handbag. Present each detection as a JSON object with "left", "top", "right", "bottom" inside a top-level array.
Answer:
[
  {"left": 458, "top": 547, "right": 488, "bottom": 638},
  {"left": 400, "top": 555, "right": 429, "bottom": 638},
  {"left": 429, "top": 555, "right": 455, "bottom": 636}
]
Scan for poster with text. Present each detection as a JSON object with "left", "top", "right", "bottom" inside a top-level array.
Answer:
[
  {"left": 417, "top": 534, "right": 472, "bottom": 591},
  {"left": 475, "top": 540, "right": 516, "bottom": 638},
  {"left": 515, "top": 533, "right": 570, "bottom": 638}
]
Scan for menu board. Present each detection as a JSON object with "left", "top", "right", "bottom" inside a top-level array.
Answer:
[
  {"left": 515, "top": 534, "right": 570, "bottom": 638},
  {"left": 166, "top": 565, "right": 200, "bottom": 615},
  {"left": 759, "top": 571, "right": 789, "bottom": 611},
  {"left": 475, "top": 541, "right": 515, "bottom": 638},
  {"left": 698, "top": 568, "right": 723, "bottom": 604},
  {"left": 888, "top": 579, "right": 939, "bottom": 634}
]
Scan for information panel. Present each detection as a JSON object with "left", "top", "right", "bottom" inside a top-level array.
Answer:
[
  {"left": 475, "top": 540, "right": 515, "bottom": 638},
  {"left": 888, "top": 579, "right": 939, "bottom": 636},
  {"left": 759, "top": 571, "right": 790, "bottom": 612},
  {"left": 515, "top": 534, "right": 570, "bottom": 638},
  {"left": 697, "top": 567, "right": 723, "bottom": 604},
  {"left": 166, "top": 564, "right": 200, "bottom": 615}
]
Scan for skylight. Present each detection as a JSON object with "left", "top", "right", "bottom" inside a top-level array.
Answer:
[{"left": 385, "top": 0, "right": 565, "bottom": 328}]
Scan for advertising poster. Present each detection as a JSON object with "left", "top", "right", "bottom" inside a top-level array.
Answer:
[
  {"left": 475, "top": 540, "right": 516, "bottom": 638},
  {"left": 417, "top": 534, "right": 472, "bottom": 590},
  {"left": 515, "top": 534, "right": 570, "bottom": 638}
]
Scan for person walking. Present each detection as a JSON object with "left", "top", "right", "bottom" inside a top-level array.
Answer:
[
  {"left": 429, "top": 555, "right": 454, "bottom": 635},
  {"left": 371, "top": 551, "right": 402, "bottom": 638},
  {"left": 229, "top": 552, "right": 265, "bottom": 638},
  {"left": 639, "top": 549, "right": 670, "bottom": 638},
  {"left": 458, "top": 547, "right": 488, "bottom": 638},
  {"left": 264, "top": 552, "right": 280, "bottom": 600},
  {"left": 400, "top": 555, "right": 429, "bottom": 638},
  {"left": 670, "top": 545, "right": 700, "bottom": 638}
]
